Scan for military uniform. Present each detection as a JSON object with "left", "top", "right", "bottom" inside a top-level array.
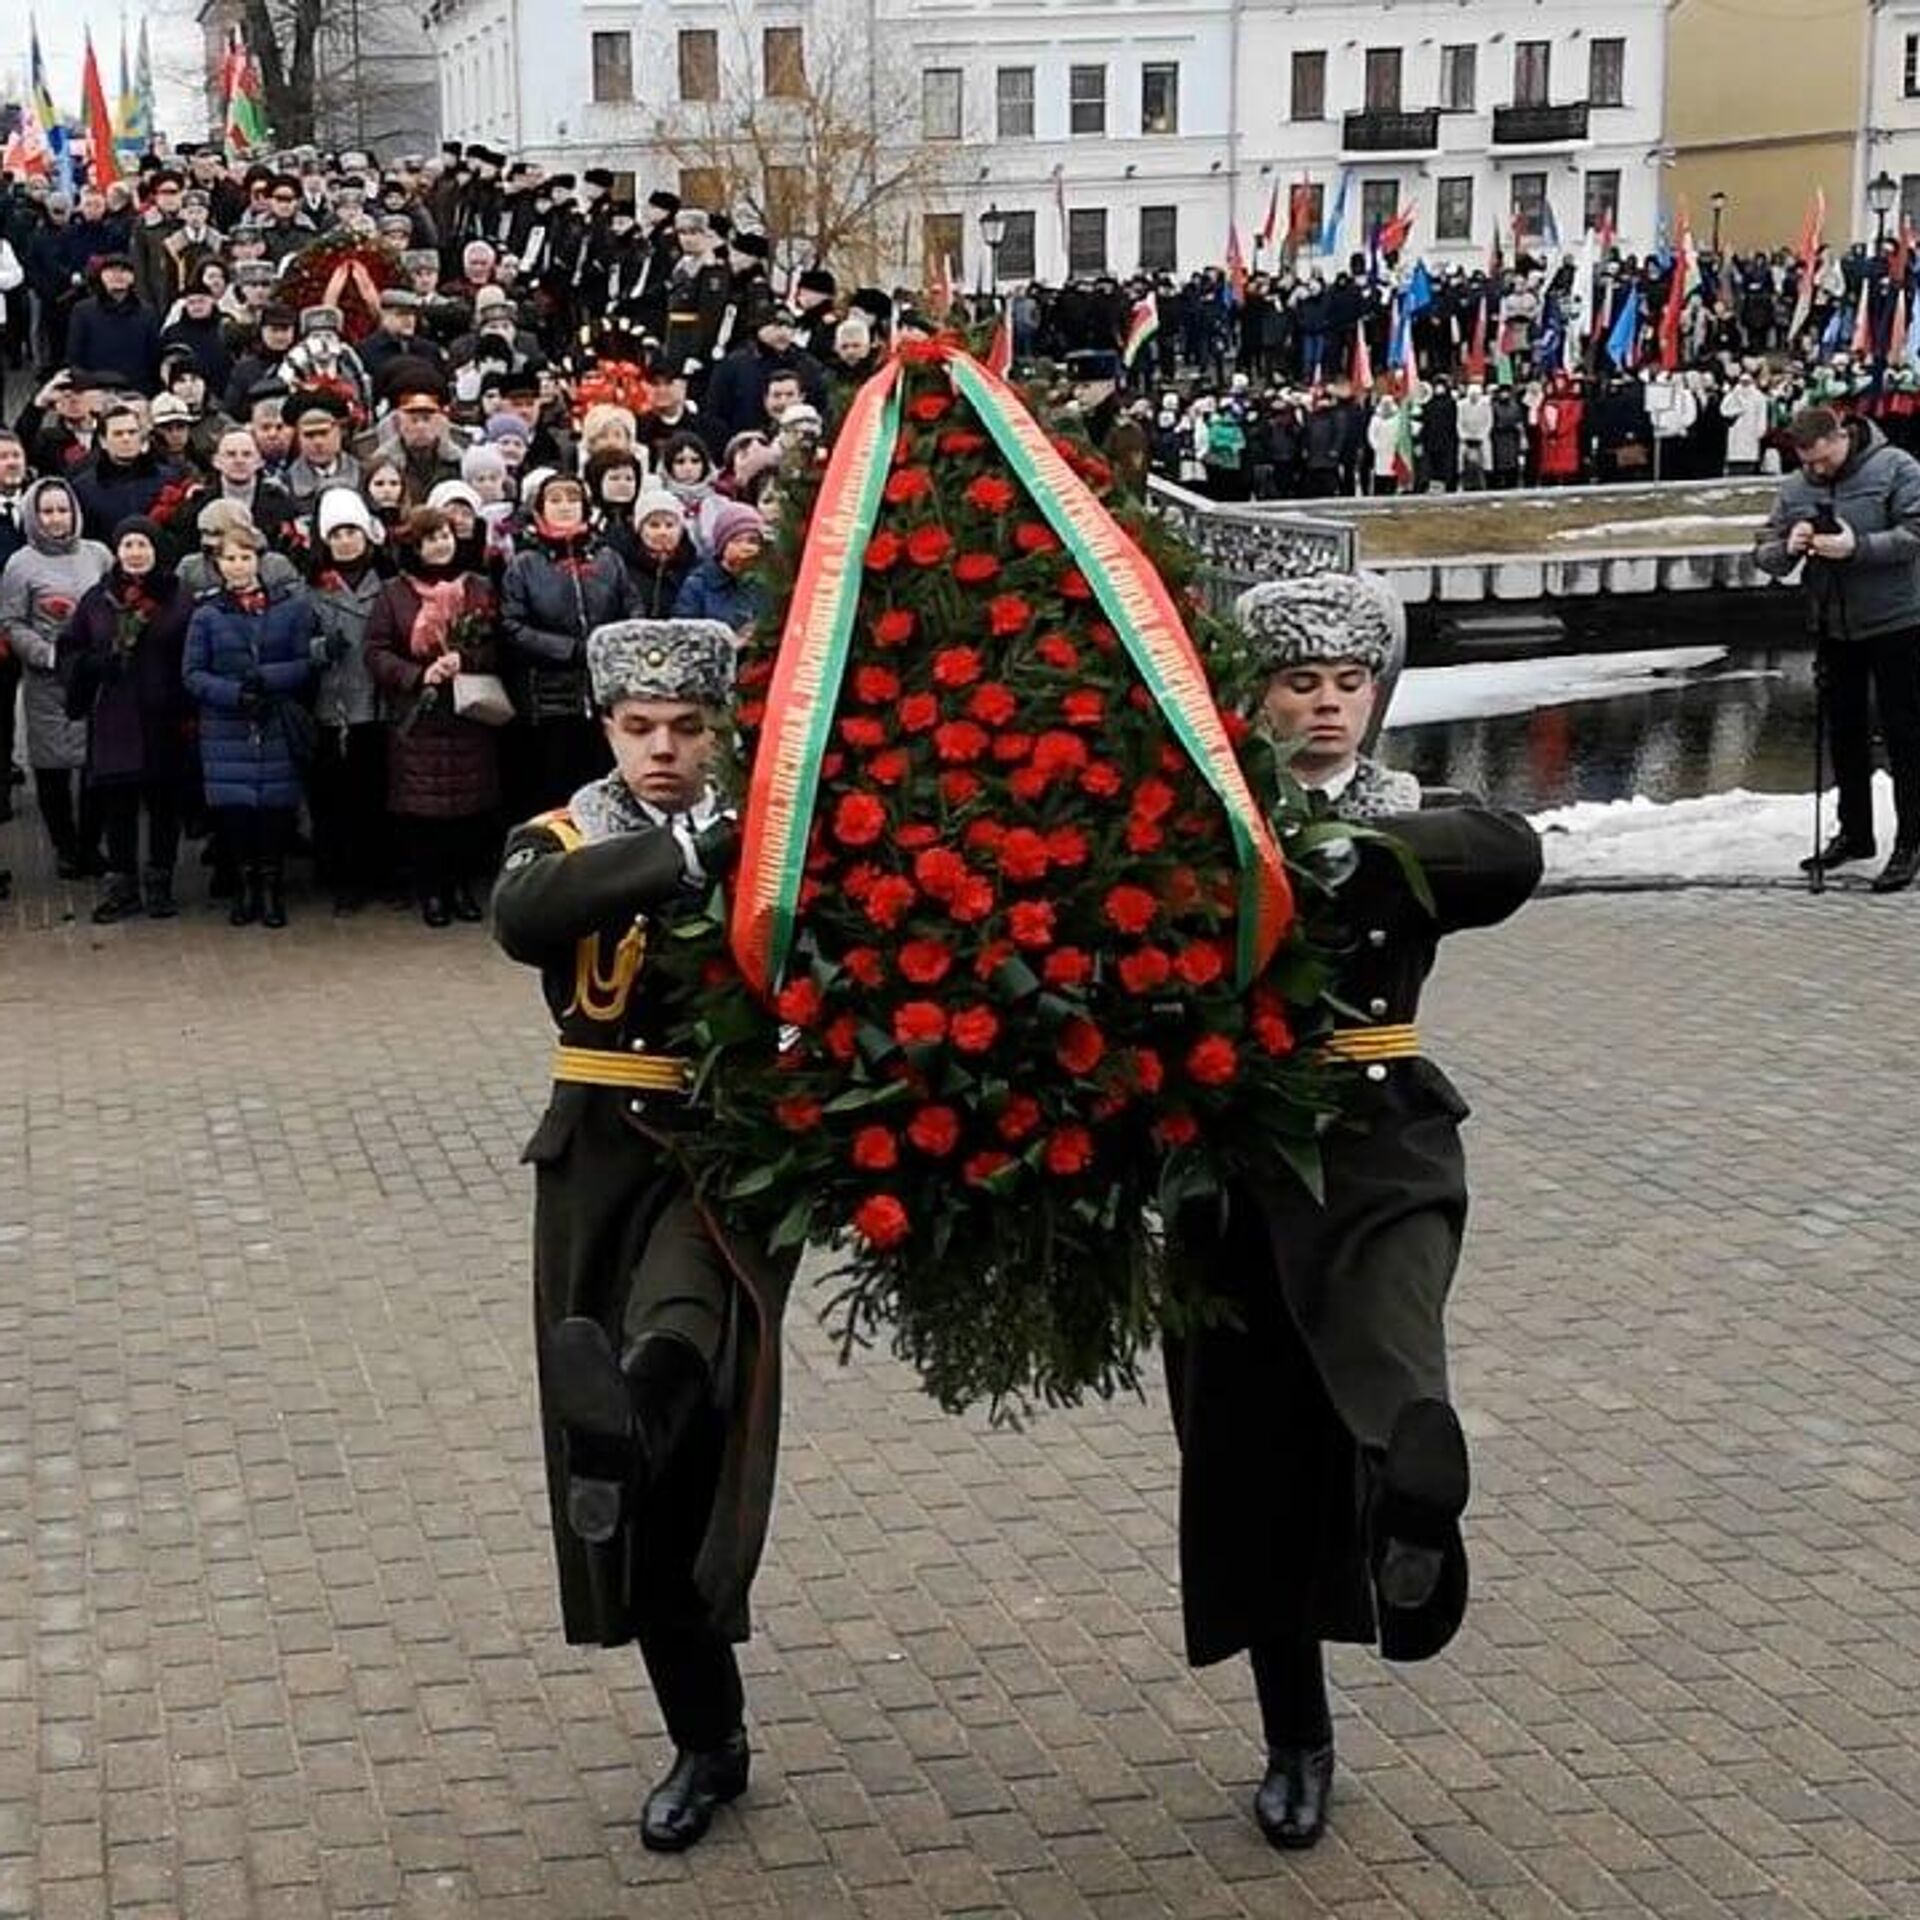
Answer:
[
  {"left": 1166, "top": 573, "right": 1543, "bottom": 1848},
  {"left": 492, "top": 617, "right": 792, "bottom": 1850}
]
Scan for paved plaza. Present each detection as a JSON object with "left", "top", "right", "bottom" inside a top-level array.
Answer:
[{"left": 2, "top": 845, "right": 1918, "bottom": 1920}]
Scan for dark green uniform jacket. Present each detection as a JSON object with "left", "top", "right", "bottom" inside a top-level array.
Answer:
[
  {"left": 1167, "top": 797, "right": 1544, "bottom": 1666},
  {"left": 493, "top": 806, "right": 793, "bottom": 1647}
]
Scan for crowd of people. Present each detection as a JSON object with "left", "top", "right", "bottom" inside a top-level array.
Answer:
[{"left": 0, "top": 138, "right": 1909, "bottom": 922}]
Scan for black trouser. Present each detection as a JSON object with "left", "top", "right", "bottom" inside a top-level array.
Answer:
[
  {"left": 308, "top": 723, "right": 388, "bottom": 896},
  {"left": 1824, "top": 632, "right": 1920, "bottom": 849},
  {"left": 35, "top": 769, "right": 103, "bottom": 863},
  {"left": 216, "top": 805, "right": 295, "bottom": 868},
  {"left": 1250, "top": 1636, "right": 1332, "bottom": 1751},
  {"left": 406, "top": 813, "right": 492, "bottom": 902},
  {"left": 99, "top": 780, "right": 182, "bottom": 877}
]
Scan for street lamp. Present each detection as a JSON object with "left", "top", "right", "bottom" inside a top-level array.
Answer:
[
  {"left": 978, "top": 203, "right": 1008, "bottom": 301},
  {"left": 1709, "top": 189, "right": 1727, "bottom": 253},
  {"left": 1869, "top": 169, "right": 1898, "bottom": 245}
]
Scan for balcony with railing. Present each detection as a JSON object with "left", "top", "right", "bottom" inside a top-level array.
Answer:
[
  {"left": 1341, "top": 108, "right": 1441, "bottom": 154},
  {"left": 1491, "top": 102, "right": 1591, "bottom": 146}
]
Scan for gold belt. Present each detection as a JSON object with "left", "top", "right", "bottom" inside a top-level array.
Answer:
[
  {"left": 1320, "top": 1023, "right": 1420, "bottom": 1063},
  {"left": 551, "top": 1045, "right": 694, "bottom": 1093}
]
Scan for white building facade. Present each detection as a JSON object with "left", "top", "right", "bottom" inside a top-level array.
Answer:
[
  {"left": 1867, "top": 6, "right": 1920, "bottom": 235},
  {"left": 421, "top": 0, "right": 1667, "bottom": 281}
]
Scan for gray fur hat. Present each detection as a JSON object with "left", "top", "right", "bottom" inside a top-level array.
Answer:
[
  {"left": 588, "top": 619, "right": 736, "bottom": 710},
  {"left": 299, "top": 305, "right": 343, "bottom": 337},
  {"left": 1235, "top": 572, "right": 1399, "bottom": 677}
]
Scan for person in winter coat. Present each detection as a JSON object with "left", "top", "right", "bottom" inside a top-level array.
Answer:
[
  {"left": 621, "top": 491, "right": 697, "bottom": 617},
  {"left": 673, "top": 501, "right": 764, "bottom": 634},
  {"left": 1534, "top": 376, "right": 1586, "bottom": 485},
  {"left": 0, "top": 477, "right": 113, "bottom": 876},
  {"left": 1421, "top": 380, "right": 1460, "bottom": 493},
  {"left": 365, "top": 506, "right": 503, "bottom": 926},
  {"left": 1488, "top": 388, "right": 1529, "bottom": 489},
  {"left": 1720, "top": 372, "right": 1770, "bottom": 475},
  {"left": 182, "top": 523, "right": 316, "bottom": 929},
  {"left": 1455, "top": 384, "right": 1494, "bottom": 489},
  {"left": 72, "top": 405, "right": 173, "bottom": 542},
  {"left": 306, "top": 488, "right": 392, "bottom": 912},
  {"left": 1365, "top": 399, "right": 1409, "bottom": 496},
  {"left": 65, "top": 255, "right": 161, "bottom": 393},
  {"left": 56, "top": 517, "right": 194, "bottom": 921},
  {"left": 501, "top": 470, "right": 636, "bottom": 812},
  {"left": 156, "top": 266, "right": 235, "bottom": 394}
]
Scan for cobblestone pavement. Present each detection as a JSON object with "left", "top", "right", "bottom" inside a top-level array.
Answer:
[{"left": 3, "top": 836, "right": 1919, "bottom": 1920}]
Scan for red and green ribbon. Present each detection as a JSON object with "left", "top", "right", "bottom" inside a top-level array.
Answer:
[{"left": 731, "top": 344, "right": 1293, "bottom": 995}]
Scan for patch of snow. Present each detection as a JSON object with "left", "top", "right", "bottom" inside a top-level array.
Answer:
[
  {"left": 1388, "top": 648, "right": 1732, "bottom": 727},
  {"left": 1544, "top": 513, "right": 1762, "bottom": 544},
  {"left": 1534, "top": 774, "right": 1899, "bottom": 883}
]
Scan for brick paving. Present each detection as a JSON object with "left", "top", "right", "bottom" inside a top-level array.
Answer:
[{"left": 3, "top": 828, "right": 1919, "bottom": 1919}]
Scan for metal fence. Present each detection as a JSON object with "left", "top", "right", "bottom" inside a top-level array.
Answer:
[{"left": 1146, "top": 478, "right": 1357, "bottom": 608}]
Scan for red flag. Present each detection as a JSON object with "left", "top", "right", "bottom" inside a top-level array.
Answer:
[
  {"left": 1789, "top": 188, "right": 1827, "bottom": 341},
  {"left": 82, "top": 31, "right": 119, "bottom": 186},
  {"left": 1464, "top": 296, "right": 1488, "bottom": 384},
  {"left": 1890, "top": 288, "right": 1909, "bottom": 368},
  {"left": 1849, "top": 276, "right": 1873, "bottom": 357},
  {"left": 1286, "top": 182, "right": 1317, "bottom": 257},
  {"left": 1350, "top": 322, "right": 1373, "bottom": 393},
  {"left": 985, "top": 309, "right": 1013, "bottom": 378},
  {"left": 1375, "top": 203, "right": 1416, "bottom": 261},
  {"left": 1257, "top": 179, "right": 1281, "bottom": 252},
  {"left": 1658, "top": 217, "right": 1696, "bottom": 372},
  {"left": 1226, "top": 223, "right": 1248, "bottom": 302}
]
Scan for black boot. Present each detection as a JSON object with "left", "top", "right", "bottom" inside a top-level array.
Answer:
[
  {"left": 421, "top": 894, "right": 452, "bottom": 928},
  {"left": 230, "top": 866, "right": 261, "bottom": 927},
  {"left": 90, "top": 872, "right": 142, "bottom": 924},
  {"left": 449, "top": 882, "right": 482, "bottom": 923},
  {"left": 1370, "top": 1398, "right": 1471, "bottom": 1662},
  {"left": 1800, "top": 831, "right": 1876, "bottom": 875},
  {"left": 1870, "top": 844, "right": 1920, "bottom": 893},
  {"left": 261, "top": 863, "right": 287, "bottom": 929},
  {"left": 143, "top": 869, "right": 177, "bottom": 920},
  {"left": 1254, "top": 1744, "right": 1335, "bottom": 1850},
  {"left": 640, "top": 1730, "right": 750, "bottom": 1853}
]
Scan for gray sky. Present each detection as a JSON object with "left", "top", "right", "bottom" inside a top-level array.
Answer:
[{"left": 14, "top": 2, "right": 209, "bottom": 147}]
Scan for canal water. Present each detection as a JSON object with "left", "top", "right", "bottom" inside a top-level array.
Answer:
[{"left": 1386, "top": 645, "right": 1819, "bottom": 814}]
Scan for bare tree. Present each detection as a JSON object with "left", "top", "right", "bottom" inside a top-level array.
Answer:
[{"left": 654, "top": 3, "right": 952, "bottom": 285}]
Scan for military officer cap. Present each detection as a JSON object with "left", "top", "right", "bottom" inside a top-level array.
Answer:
[
  {"left": 1235, "top": 572, "right": 1400, "bottom": 678},
  {"left": 588, "top": 620, "right": 737, "bottom": 712},
  {"left": 300, "top": 305, "right": 345, "bottom": 337},
  {"left": 402, "top": 249, "right": 440, "bottom": 273}
]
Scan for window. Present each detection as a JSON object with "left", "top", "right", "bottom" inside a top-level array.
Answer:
[
  {"left": 590, "top": 31, "right": 633, "bottom": 104},
  {"left": 1435, "top": 176, "right": 1474, "bottom": 242},
  {"left": 1364, "top": 48, "right": 1402, "bottom": 114},
  {"left": 996, "top": 65, "right": 1034, "bottom": 138},
  {"left": 1068, "top": 207, "right": 1107, "bottom": 274},
  {"left": 1908, "top": 35, "right": 1920, "bottom": 98},
  {"left": 678, "top": 167, "right": 726, "bottom": 213},
  {"left": 765, "top": 165, "right": 806, "bottom": 236},
  {"left": 1583, "top": 170, "right": 1620, "bottom": 234},
  {"left": 1360, "top": 178, "right": 1400, "bottom": 241},
  {"left": 1290, "top": 50, "right": 1326, "bottom": 122},
  {"left": 1588, "top": 38, "right": 1625, "bottom": 108},
  {"left": 1510, "top": 171, "right": 1548, "bottom": 240},
  {"left": 1070, "top": 64, "right": 1107, "bottom": 135},
  {"left": 996, "top": 209, "right": 1036, "bottom": 280},
  {"left": 1513, "top": 41, "right": 1550, "bottom": 107},
  {"left": 1139, "top": 204, "right": 1178, "bottom": 271},
  {"left": 923, "top": 212, "right": 964, "bottom": 287},
  {"left": 1902, "top": 175, "right": 1920, "bottom": 227},
  {"left": 922, "top": 68, "right": 962, "bottom": 140},
  {"left": 763, "top": 26, "right": 805, "bottom": 98},
  {"left": 678, "top": 29, "right": 718, "bottom": 103},
  {"left": 1439, "top": 45, "right": 1476, "bottom": 112},
  {"left": 1141, "top": 62, "right": 1179, "bottom": 134}
]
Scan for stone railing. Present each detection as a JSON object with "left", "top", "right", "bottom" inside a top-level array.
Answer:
[{"left": 1147, "top": 477, "right": 1356, "bottom": 607}]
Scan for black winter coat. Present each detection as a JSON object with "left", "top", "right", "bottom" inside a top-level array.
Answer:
[{"left": 501, "top": 535, "right": 635, "bottom": 722}]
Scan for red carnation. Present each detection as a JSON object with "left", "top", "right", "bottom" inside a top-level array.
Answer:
[
  {"left": 964, "top": 818, "right": 1006, "bottom": 853},
  {"left": 1117, "top": 947, "right": 1171, "bottom": 994},
  {"left": 991, "top": 731, "right": 1035, "bottom": 764},
  {"left": 738, "top": 655, "right": 774, "bottom": 689},
  {"left": 773, "top": 1094, "right": 823, "bottom": 1133},
  {"left": 933, "top": 721, "right": 990, "bottom": 764},
  {"left": 1103, "top": 885, "right": 1158, "bottom": 934},
  {"left": 897, "top": 939, "right": 954, "bottom": 985},
  {"left": 1043, "top": 947, "right": 1093, "bottom": 988},
  {"left": 833, "top": 793, "right": 887, "bottom": 847},
  {"left": 1128, "top": 1048, "right": 1166, "bottom": 1094},
  {"left": 948, "top": 875, "right": 996, "bottom": 923},
  {"left": 1252, "top": 991, "right": 1296, "bottom": 1057},
  {"left": 963, "top": 1150, "right": 1014, "bottom": 1186},
  {"left": 1034, "top": 633, "right": 1079, "bottom": 672},
  {"left": 895, "top": 825, "right": 939, "bottom": 850},
  {"left": 972, "top": 938, "right": 1015, "bottom": 980},
  {"left": 952, "top": 552, "right": 1000, "bottom": 586},
  {"left": 1013, "top": 521, "right": 1060, "bottom": 555},
  {"left": 1045, "top": 826, "right": 1089, "bottom": 868},
  {"left": 840, "top": 716, "right": 886, "bottom": 749},
  {"left": 1125, "top": 818, "right": 1165, "bottom": 855},
  {"left": 985, "top": 599, "right": 1032, "bottom": 643},
  {"left": 997, "top": 1093, "right": 1043, "bottom": 1142},
  {"left": 1080, "top": 762, "right": 1123, "bottom": 798},
  {"left": 864, "top": 875, "right": 917, "bottom": 929},
  {"left": 1032, "top": 730, "right": 1090, "bottom": 776},
  {"left": 824, "top": 1015, "right": 858, "bottom": 1061},
  {"left": 940, "top": 770, "right": 983, "bottom": 805},
  {"left": 1087, "top": 622, "right": 1119, "bottom": 654},
  {"left": 1008, "top": 901, "right": 1056, "bottom": 950},
  {"left": 1008, "top": 766, "right": 1050, "bottom": 804},
  {"left": 894, "top": 1001, "right": 949, "bottom": 1046},
  {"left": 851, "top": 1126, "right": 900, "bottom": 1172},
  {"left": 965, "top": 474, "right": 1017, "bottom": 514},
  {"left": 864, "top": 531, "right": 903, "bottom": 572},
  {"left": 853, "top": 1194, "right": 911, "bottom": 1250},
  {"left": 967, "top": 682, "right": 1017, "bottom": 725},
  {"left": 1165, "top": 870, "right": 1206, "bottom": 914},
  {"left": 949, "top": 1004, "right": 1001, "bottom": 1054},
  {"left": 775, "top": 978, "right": 824, "bottom": 1026},
  {"left": 908, "top": 1105, "right": 961, "bottom": 1157},
  {"left": 997, "top": 828, "right": 1050, "bottom": 883},
  {"left": 884, "top": 467, "right": 933, "bottom": 505},
  {"left": 854, "top": 664, "right": 901, "bottom": 704},
  {"left": 873, "top": 607, "right": 916, "bottom": 648},
  {"left": 1158, "top": 745, "right": 1187, "bottom": 776},
  {"left": 1059, "top": 566, "right": 1093, "bottom": 600},
  {"left": 1128, "top": 685, "right": 1155, "bottom": 713},
  {"left": 907, "top": 393, "right": 952, "bottom": 422},
  {"left": 868, "top": 748, "right": 910, "bottom": 786},
  {"left": 1174, "top": 943, "right": 1227, "bottom": 989},
  {"left": 898, "top": 692, "right": 940, "bottom": 733},
  {"left": 932, "top": 647, "right": 984, "bottom": 688},
  {"left": 1133, "top": 777, "right": 1177, "bottom": 822},
  {"left": 1062, "top": 689, "right": 1104, "bottom": 728},
  {"left": 914, "top": 848, "right": 968, "bottom": 899},
  {"left": 906, "top": 525, "right": 953, "bottom": 566},
  {"left": 1056, "top": 1017, "right": 1106, "bottom": 1075},
  {"left": 1186, "top": 1034, "right": 1240, "bottom": 1087},
  {"left": 738, "top": 699, "right": 766, "bottom": 729},
  {"left": 1043, "top": 1127, "right": 1095, "bottom": 1178},
  {"left": 939, "top": 429, "right": 988, "bottom": 456},
  {"left": 822, "top": 752, "right": 846, "bottom": 777},
  {"left": 1153, "top": 1112, "right": 1199, "bottom": 1148},
  {"left": 843, "top": 947, "right": 886, "bottom": 988},
  {"left": 1221, "top": 708, "right": 1252, "bottom": 745}
]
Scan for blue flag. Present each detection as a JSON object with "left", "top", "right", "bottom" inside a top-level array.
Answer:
[
  {"left": 1405, "top": 261, "right": 1434, "bottom": 316},
  {"left": 1319, "top": 169, "right": 1353, "bottom": 257},
  {"left": 1606, "top": 285, "right": 1641, "bottom": 368}
]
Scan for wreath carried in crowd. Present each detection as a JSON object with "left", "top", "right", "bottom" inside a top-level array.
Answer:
[
  {"left": 660, "top": 341, "right": 1348, "bottom": 1419},
  {"left": 276, "top": 235, "right": 402, "bottom": 343}
]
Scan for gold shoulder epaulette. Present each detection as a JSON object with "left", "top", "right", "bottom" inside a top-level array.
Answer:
[{"left": 527, "top": 809, "right": 584, "bottom": 852}]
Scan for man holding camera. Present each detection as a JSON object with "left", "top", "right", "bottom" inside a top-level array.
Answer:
[{"left": 1758, "top": 406, "right": 1920, "bottom": 893}]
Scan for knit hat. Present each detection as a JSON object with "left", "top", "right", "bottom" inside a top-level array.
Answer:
[
  {"left": 460, "top": 444, "right": 508, "bottom": 488},
  {"left": 707, "top": 500, "right": 766, "bottom": 554},
  {"left": 112, "top": 515, "right": 164, "bottom": 553},
  {"left": 632, "top": 488, "right": 685, "bottom": 527},
  {"left": 587, "top": 619, "right": 736, "bottom": 710},
  {"left": 196, "top": 498, "right": 258, "bottom": 540},
  {"left": 519, "top": 465, "right": 556, "bottom": 507},
  {"left": 484, "top": 412, "right": 531, "bottom": 444},
  {"left": 426, "top": 479, "right": 483, "bottom": 517},
  {"left": 1235, "top": 572, "right": 1400, "bottom": 678},
  {"left": 315, "top": 488, "right": 379, "bottom": 542}
]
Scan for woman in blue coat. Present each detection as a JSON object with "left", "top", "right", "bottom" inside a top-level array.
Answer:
[{"left": 182, "top": 523, "right": 316, "bottom": 928}]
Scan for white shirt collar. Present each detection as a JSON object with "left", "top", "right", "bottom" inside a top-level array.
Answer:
[{"left": 1301, "top": 761, "right": 1359, "bottom": 801}]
